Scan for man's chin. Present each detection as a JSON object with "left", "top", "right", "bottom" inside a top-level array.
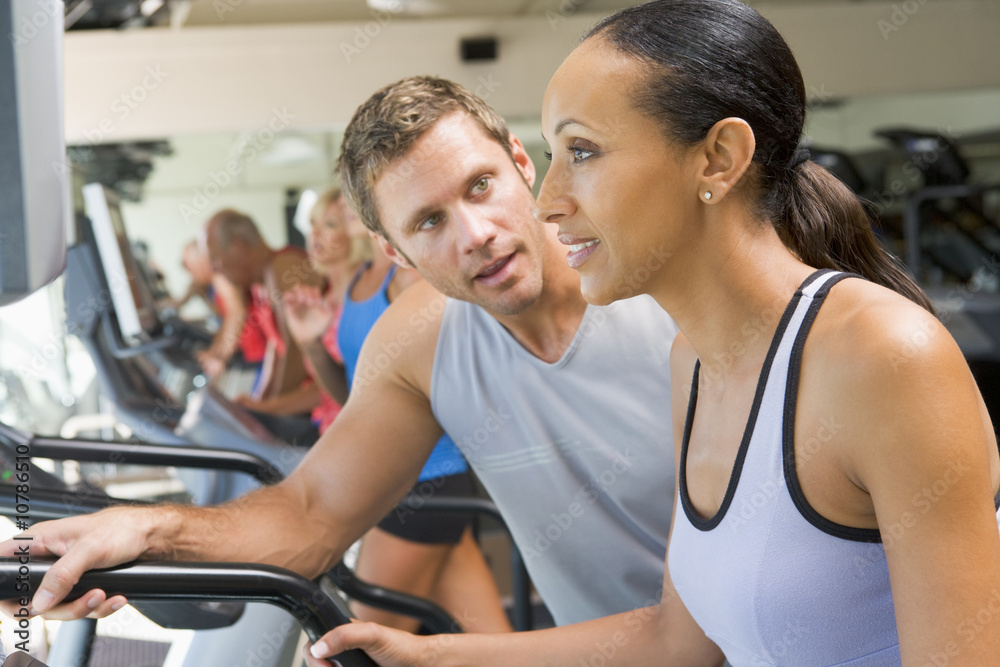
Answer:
[{"left": 478, "top": 280, "right": 543, "bottom": 317}]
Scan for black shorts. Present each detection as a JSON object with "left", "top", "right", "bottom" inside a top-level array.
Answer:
[{"left": 376, "top": 471, "right": 476, "bottom": 545}]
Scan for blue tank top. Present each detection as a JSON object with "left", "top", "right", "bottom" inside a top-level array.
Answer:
[
  {"left": 337, "top": 263, "right": 468, "bottom": 482},
  {"left": 671, "top": 270, "right": 901, "bottom": 665}
]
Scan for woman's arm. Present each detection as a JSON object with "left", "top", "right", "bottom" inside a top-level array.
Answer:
[
  {"left": 300, "top": 340, "right": 349, "bottom": 404},
  {"left": 841, "top": 305, "right": 1000, "bottom": 665},
  {"left": 259, "top": 253, "right": 325, "bottom": 398},
  {"left": 235, "top": 380, "right": 321, "bottom": 416},
  {"left": 284, "top": 284, "right": 350, "bottom": 404},
  {"left": 207, "top": 274, "right": 248, "bottom": 361}
]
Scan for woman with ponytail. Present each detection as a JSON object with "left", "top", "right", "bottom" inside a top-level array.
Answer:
[{"left": 309, "top": 1, "right": 1000, "bottom": 664}]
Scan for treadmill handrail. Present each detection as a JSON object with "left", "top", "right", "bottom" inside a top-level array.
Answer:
[
  {"left": 28, "top": 437, "right": 283, "bottom": 485},
  {"left": 414, "top": 496, "right": 533, "bottom": 631},
  {"left": 100, "top": 310, "right": 178, "bottom": 360},
  {"left": 327, "top": 561, "right": 460, "bottom": 635},
  {"left": 0, "top": 559, "right": 377, "bottom": 667}
]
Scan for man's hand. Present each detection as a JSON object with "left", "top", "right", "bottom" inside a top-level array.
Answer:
[
  {"left": 283, "top": 285, "right": 336, "bottom": 346},
  {"left": 304, "top": 622, "right": 441, "bottom": 667},
  {"left": 0, "top": 507, "right": 161, "bottom": 620}
]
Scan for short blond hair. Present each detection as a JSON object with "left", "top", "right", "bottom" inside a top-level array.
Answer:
[{"left": 338, "top": 76, "right": 513, "bottom": 239}]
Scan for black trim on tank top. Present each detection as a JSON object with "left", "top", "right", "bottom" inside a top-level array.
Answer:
[
  {"left": 678, "top": 276, "right": 809, "bottom": 531},
  {"left": 782, "top": 272, "right": 886, "bottom": 543}
]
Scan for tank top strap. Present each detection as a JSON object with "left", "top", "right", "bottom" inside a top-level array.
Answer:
[
  {"left": 379, "top": 263, "right": 398, "bottom": 296},
  {"left": 679, "top": 269, "right": 855, "bottom": 531},
  {"left": 345, "top": 262, "right": 370, "bottom": 302}
]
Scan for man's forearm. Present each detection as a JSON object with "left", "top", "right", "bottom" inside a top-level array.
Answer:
[{"left": 148, "top": 482, "right": 347, "bottom": 579}]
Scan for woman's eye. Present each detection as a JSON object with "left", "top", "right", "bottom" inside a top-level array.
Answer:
[
  {"left": 543, "top": 150, "right": 552, "bottom": 161},
  {"left": 571, "top": 146, "right": 595, "bottom": 162},
  {"left": 473, "top": 177, "right": 489, "bottom": 193}
]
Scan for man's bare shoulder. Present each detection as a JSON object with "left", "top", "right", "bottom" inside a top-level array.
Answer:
[{"left": 353, "top": 280, "right": 449, "bottom": 399}]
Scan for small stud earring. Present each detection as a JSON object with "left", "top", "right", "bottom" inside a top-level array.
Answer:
[{"left": 703, "top": 191, "right": 712, "bottom": 200}]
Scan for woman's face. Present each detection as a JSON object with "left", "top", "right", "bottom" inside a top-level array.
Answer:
[
  {"left": 309, "top": 200, "right": 352, "bottom": 268},
  {"left": 536, "top": 38, "right": 702, "bottom": 305}
]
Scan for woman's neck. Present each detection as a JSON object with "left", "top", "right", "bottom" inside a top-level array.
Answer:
[
  {"left": 650, "top": 221, "right": 815, "bottom": 382},
  {"left": 325, "top": 260, "right": 363, "bottom": 302}
]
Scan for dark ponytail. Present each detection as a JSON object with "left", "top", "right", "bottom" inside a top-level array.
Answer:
[
  {"left": 586, "top": 0, "right": 934, "bottom": 313},
  {"left": 778, "top": 162, "right": 934, "bottom": 312}
]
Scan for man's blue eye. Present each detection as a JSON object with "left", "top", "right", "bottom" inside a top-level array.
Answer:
[{"left": 418, "top": 214, "right": 441, "bottom": 231}]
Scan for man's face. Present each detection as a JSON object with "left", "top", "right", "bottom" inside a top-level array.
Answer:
[{"left": 372, "top": 112, "right": 545, "bottom": 317}]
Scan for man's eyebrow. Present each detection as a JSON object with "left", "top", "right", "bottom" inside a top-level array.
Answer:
[{"left": 403, "top": 202, "right": 438, "bottom": 231}]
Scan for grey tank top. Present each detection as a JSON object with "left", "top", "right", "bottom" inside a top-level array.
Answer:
[{"left": 431, "top": 295, "right": 678, "bottom": 625}]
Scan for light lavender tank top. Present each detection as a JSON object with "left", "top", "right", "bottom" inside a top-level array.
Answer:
[{"left": 670, "top": 270, "right": 903, "bottom": 665}]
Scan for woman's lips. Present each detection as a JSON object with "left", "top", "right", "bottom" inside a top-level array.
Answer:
[{"left": 559, "top": 236, "right": 601, "bottom": 269}]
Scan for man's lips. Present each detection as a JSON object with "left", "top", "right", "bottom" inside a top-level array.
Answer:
[{"left": 476, "top": 254, "right": 513, "bottom": 279}]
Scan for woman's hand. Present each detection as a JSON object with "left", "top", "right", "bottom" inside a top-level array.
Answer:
[
  {"left": 284, "top": 285, "right": 336, "bottom": 346},
  {"left": 303, "top": 622, "right": 446, "bottom": 667}
]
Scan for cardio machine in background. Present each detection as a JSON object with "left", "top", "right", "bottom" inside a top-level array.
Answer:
[
  {"left": 873, "top": 127, "right": 1000, "bottom": 435},
  {"left": 69, "top": 182, "right": 306, "bottom": 505},
  {"left": 0, "top": 4, "right": 374, "bottom": 663}
]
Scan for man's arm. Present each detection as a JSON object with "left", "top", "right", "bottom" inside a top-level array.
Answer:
[{"left": 1, "top": 283, "right": 449, "bottom": 619}]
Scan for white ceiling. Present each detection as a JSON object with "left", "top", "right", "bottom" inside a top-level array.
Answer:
[
  {"left": 179, "top": 0, "right": 900, "bottom": 27},
  {"left": 182, "top": 0, "right": 634, "bottom": 26}
]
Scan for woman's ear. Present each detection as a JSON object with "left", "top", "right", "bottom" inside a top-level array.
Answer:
[{"left": 698, "top": 118, "right": 755, "bottom": 203}]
